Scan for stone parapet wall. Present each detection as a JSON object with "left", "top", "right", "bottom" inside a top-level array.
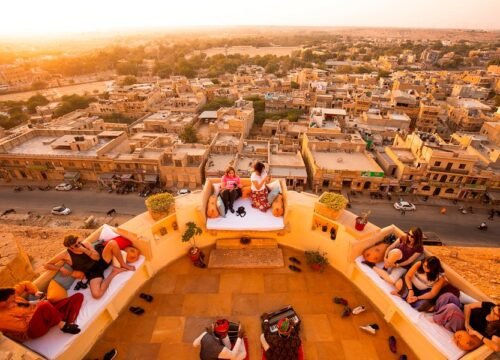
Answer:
[{"left": 0, "top": 233, "right": 35, "bottom": 286}]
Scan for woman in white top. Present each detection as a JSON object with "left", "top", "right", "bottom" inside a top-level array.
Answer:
[
  {"left": 250, "top": 161, "right": 271, "bottom": 212},
  {"left": 391, "top": 256, "right": 447, "bottom": 311}
]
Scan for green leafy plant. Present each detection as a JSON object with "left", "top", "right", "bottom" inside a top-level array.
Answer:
[
  {"left": 145, "top": 193, "right": 175, "bottom": 212},
  {"left": 182, "top": 221, "right": 202, "bottom": 247},
  {"left": 319, "top": 192, "right": 348, "bottom": 211},
  {"left": 305, "top": 250, "right": 329, "bottom": 271}
]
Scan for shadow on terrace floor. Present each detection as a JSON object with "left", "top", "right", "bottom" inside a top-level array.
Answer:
[{"left": 86, "top": 246, "right": 416, "bottom": 360}]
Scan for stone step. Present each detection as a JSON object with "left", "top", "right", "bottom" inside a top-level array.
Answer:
[
  {"left": 208, "top": 248, "right": 284, "bottom": 269},
  {"left": 216, "top": 238, "right": 278, "bottom": 250}
]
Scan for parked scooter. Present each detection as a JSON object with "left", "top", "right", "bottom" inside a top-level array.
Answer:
[
  {"left": 27, "top": 185, "right": 33, "bottom": 191},
  {"left": 477, "top": 222, "right": 488, "bottom": 231},
  {"left": 13, "top": 186, "right": 22, "bottom": 192},
  {"left": 458, "top": 206, "right": 467, "bottom": 214}
]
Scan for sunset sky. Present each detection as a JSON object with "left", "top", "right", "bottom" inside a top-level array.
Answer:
[{"left": 1, "top": 0, "right": 499, "bottom": 37}]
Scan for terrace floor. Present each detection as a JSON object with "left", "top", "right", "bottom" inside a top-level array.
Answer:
[{"left": 86, "top": 246, "right": 416, "bottom": 360}]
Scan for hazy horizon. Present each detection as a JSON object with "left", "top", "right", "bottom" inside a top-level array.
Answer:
[{"left": 1, "top": 0, "right": 499, "bottom": 38}]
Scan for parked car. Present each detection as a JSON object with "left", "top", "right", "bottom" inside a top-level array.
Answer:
[
  {"left": 393, "top": 201, "right": 416, "bottom": 211},
  {"left": 55, "top": 183, "right": 73, "bottom": 191},
  {"left": 177, "top": 188, "right": 191, "bottom": 195},
  {"left": 51, "top": 205, "right": 71, "bottom": 215}
]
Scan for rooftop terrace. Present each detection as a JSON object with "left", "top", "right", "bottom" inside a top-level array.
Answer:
[
  {"left": 313, "top": 151, "right": 383, "bottom": 172},
  {"left": 87, "top": 246, "right": 416, "bottom": 360}
]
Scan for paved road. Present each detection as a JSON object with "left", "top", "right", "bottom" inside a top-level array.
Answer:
[
  {"left": 0, "top": 188, "right": 146, "bottom": 216},
  {"left": 350, "top": 202, "right": 500, "bottom": 248},
  {"left": 1, "top": 187, "right": 498, "bottom": 247}
]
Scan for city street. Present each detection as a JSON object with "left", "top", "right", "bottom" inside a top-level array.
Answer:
[{"left": 1, "top": 187, "right": 498, "bottom": 247}]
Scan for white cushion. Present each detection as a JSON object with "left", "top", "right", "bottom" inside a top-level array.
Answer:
[
  {"left": 213, "top": 183, "right": 222, "bottom": 196},
  {"left": 207, "top": 198, "right": 284, "bottom": 231},
  {"left": 267, "top": 180, "right": 281, "bottom": 193},
  {"left": 25, "top": 256, "right": 145, "bottom": 360},
  {"left": 99, "top": 224, "right": 120, "bottom": 241}
]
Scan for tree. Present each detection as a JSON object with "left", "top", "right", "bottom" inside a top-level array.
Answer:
[
  {"left": 53, "top": 94, "right": 95, "bottom": 118},
  {"left": 27, "top": 94, "right": 49, "bottom": 113},
  {"left": 201, "top": 97, "right": 234, "bottom": 111},
  {"left": 102, "top": 112, "right": 134, "bottom": 124},
  {"left": 180, "top": 125, "right": 198, "bottom": 143},
  {"left": 122, "top": 76, "right": 137, "bottom": 86}
]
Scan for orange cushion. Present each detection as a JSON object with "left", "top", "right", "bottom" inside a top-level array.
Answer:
[
  {"left": 207, "top": 194, "right": 220, "bottom": 218},
  {"left": 242, "top": 186, "right": 252, "bottom": 198},
  {"left": 47, "top": 280, "right": 68, "bottom": 303}
]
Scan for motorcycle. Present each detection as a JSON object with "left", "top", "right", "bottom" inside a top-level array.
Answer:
[
  {"left": 477, "top": 223, "right": 488, "bottom": 231},
  {"left": 14, "top": 186, "right": 22, "bottom": 192},
  {"left": 27, "top": 185, "right": 34, "bottom": 191},
  {"left": 458, "top": 206, "right": 467, "bottom": 214}
]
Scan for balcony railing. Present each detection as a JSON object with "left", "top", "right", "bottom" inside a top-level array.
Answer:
[{"left": 429, "top": 167, "right": 469, "bottom": 175}]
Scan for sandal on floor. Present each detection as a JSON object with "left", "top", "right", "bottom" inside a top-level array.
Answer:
[
  {"left": 352, "top": 305, "right": 366, "bottom": 315},
  {"left": 333, "top": 296, "right": 348, "bottom": 306},
  {"left": 140, "top": 293, "right": 154, "bottom": 302},
  {"left": 388, "top": 336, "right": 397, "bottom": 353},
  {"left": 288, "top": 265, "right": 302, "bottom": 272},
  {"left": 289, "top": 256, "right": 301, "bottom": 265},
  {"left": 129, "top": 306, "right": 145, "bottom": 315}
]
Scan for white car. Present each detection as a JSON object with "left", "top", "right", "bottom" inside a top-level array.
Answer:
[
  {"left": 51, "top": 206, "right": 71, "bottom": 215},
  {"left": 55, "top": 183, "right": 73, "bottom": 191},
  {"left": 393, "top": 201, "right": 416, "bottom": 211},
  {"left": 177, "top": 188, "right": 191, "bottom": 195}
]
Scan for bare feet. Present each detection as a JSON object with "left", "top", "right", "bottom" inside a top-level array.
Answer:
[{"left": 110, "top": 266, "right": 127, "bottom": 276}]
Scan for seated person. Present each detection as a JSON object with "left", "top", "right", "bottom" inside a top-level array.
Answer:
[
  {"left": 373, "top": 227, "right": 424, "bottom": 285},
  {"left": 220, "top": 166, "right": 242, "bottom": 214},
  {"left": 0, "top": 287, "right": 83, "bottom": 342},
  {"left": 250, "top": 161, "right": 272, "bottom": 212},
  {"left": 193, "top": 319, "right": 247, "bottom": 360},
  {"left": 441, "top": 299, "right": 499, "bottom": 352},
  {"left": 391, "top": 256, "right": 447, "bottom": 311},
  {"left": 261, "top": 316, "right": 302, "bottom": 360},
  {"left": 44, "top": 235, "right": 135, "bottom": 300}
]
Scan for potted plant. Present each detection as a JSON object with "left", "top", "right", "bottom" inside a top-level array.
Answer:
[
  {"left": 145, "top": 193, "right": 175, "bottom": 221},
  {"left": 305, "top": 250, "right": 329, "bottom": 272},
  {"left": 182, "top": 221, "right": 203, "bottom": 263},
  {"left": 355, "top": 210, "right": 371, "bottom": 231},
  {"left": 314, "top": 192, "right": 349, "bottom": 220}
]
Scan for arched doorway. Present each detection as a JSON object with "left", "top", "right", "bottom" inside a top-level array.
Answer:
[
  {"left": 433, "top": 187, "right": 441, "bottom": 196},
  {"left": 363, "top": 181, "right": 371, "bottom": 190}
]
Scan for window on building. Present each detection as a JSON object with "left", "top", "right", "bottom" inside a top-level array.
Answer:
[
  {"left": 409, "top": 175, "right": 413, "bottom": 180},
  {"left": 434, "top": 161, "right": 441, "bottom": 167},
  {"left": 322, "top": 179, "right": 329, "bottom": 187},
  {"left": 449, "top": 176, "right": 455, "bottom": 182},
  {"left": 422, "top": 185, "right": 431, "bottom": 191},
  {"left": 68, "top": 162, "right": 75, "bottom": 167},
  {"left": 445, "top": 188, "right": 454, "bottom": 194},
  {"left": 433, "top": 174, "right": 439, "bottom": 180},
  {"left": 459, "top": 164, "right": 466, "bottom": 169}
]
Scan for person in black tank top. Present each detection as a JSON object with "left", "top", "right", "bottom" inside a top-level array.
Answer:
[{"left": 44, "top": 235, "right": 135, "bottom": 299}]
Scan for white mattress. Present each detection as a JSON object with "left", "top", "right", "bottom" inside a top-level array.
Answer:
[
  {"left": 24, "top": 256, "right": 145, "bottom": 360},
  {"left": 354, "top": 256, "right": 466, "bottom": 360},
  {"left": 206, "top": 197, "right": 284, "bottom": 231}
]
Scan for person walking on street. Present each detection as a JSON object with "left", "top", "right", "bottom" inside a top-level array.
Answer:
[{"left": 401, "top": 209, "right": 406, "bottom": 216}]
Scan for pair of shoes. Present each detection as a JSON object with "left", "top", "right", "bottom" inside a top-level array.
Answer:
[
  {"left": 333, "top": 296, "right": 348, "bottom": 306},
  {"left": 352, "top": 305, "right": 366, "bottom": 315},
  {"left": 61, "top": 323, "right": 81, "bottom": 335},
  {"left": 289, "top": 265, "right": 301, "bottom": 272},
  {"left": 341, "top": 306, "right": 352, "bottom": 318},
  {"left": 139, "top": 293, "right": 154, "bottom": 302},
  {"left": 129, "top": 306, "right": 145, "bottom": 315},
  {"left": 289, "top": 256, "right": 301, "bottom": 265},
  {"left": 103, "top": 349, "right": 118, "bottom": 360},
  {"left": 360, "top": 323, "right": 379, "bottom": 335},
  {"left": 399, "top": 355, "right": 407, "bottom": 360},
  {"left": 389, "top": 335, "right": 397, "bottom": 353}
]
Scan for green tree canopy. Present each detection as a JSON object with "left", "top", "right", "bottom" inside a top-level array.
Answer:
[
  {"left": 27, "top": 94, "right": 49, "bottom": 113},
  {"left": 53, "top": 94, "right": 95, "bottom": 118},
  {"left": 180, "top": 125, "right": 198, "bottom": 143},
  {"left": 201, "top": 97, "right": 234, "bottom": 111}
]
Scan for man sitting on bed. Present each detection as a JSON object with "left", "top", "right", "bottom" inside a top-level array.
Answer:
[{"left": 44, "top": 235, "right": 135, "bottom": 299}]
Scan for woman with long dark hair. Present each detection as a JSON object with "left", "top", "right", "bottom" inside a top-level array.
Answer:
[
  {"left": 391, "top": 256, "right": 447, "bottom": 311},
  {"left": 250, "top": 161, "right": 271, "bottom": 212}
]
